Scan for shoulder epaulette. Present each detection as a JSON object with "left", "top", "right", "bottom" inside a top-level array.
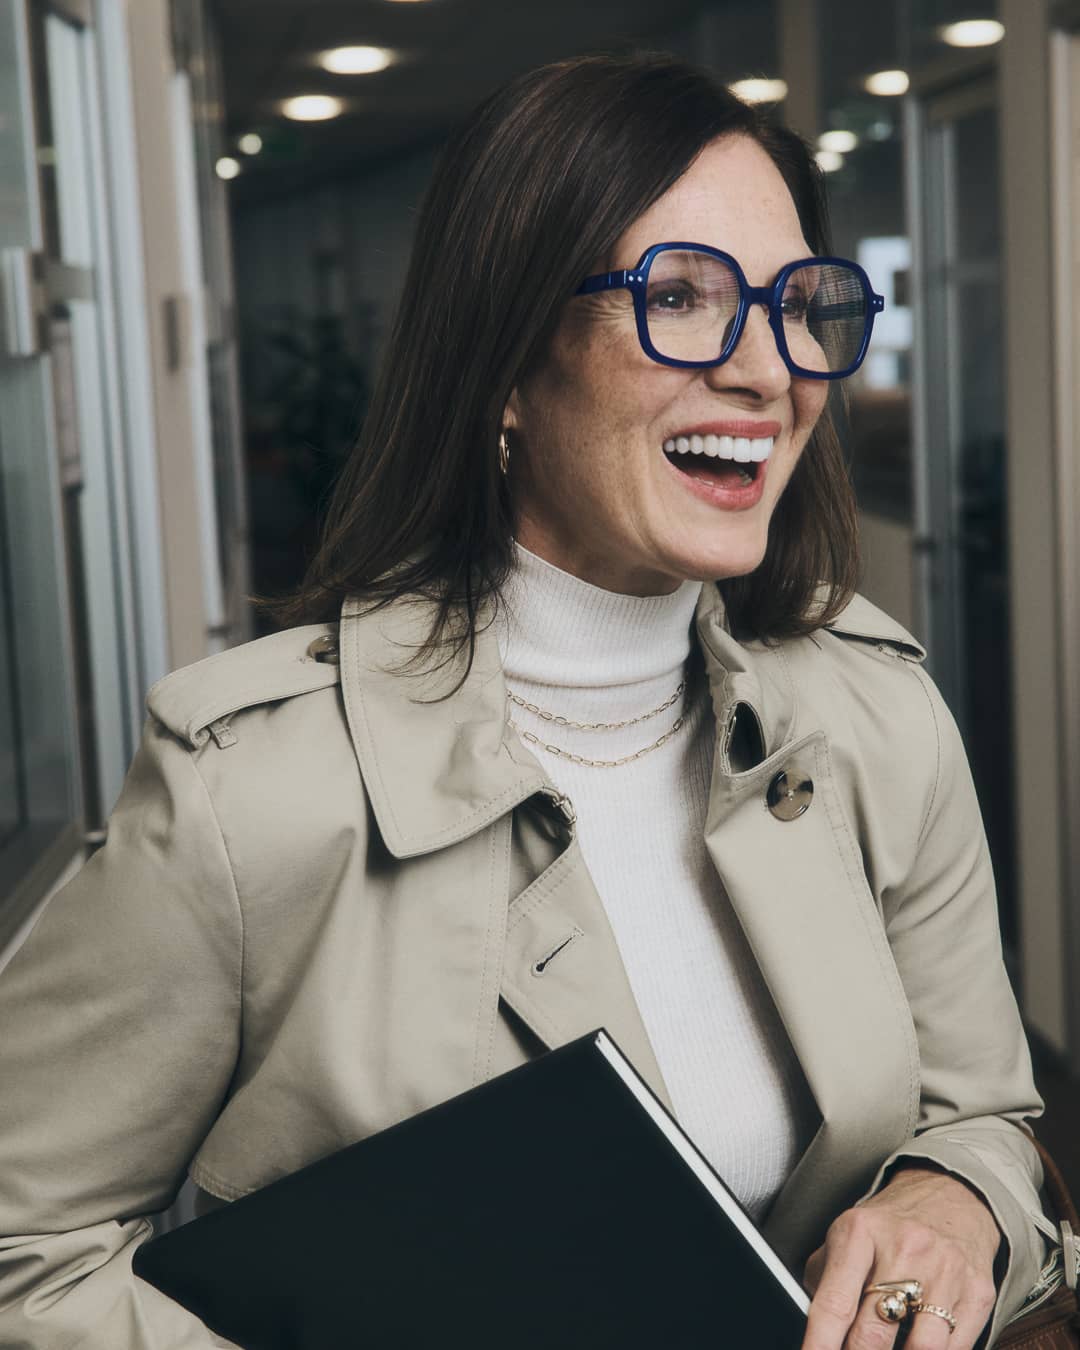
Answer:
[
  {"left": 824, "top": 592, "right": 927, "bottom": 663},
  {"left": 147, "top": 624, "right": 341, "bottom": 749}
]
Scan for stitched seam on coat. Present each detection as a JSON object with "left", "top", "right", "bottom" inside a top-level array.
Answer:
[
  {"left": 343, "top": 613, "right": 543, "bottom": 850},
  {"left": 815, "top": 736, "right": 921, "bottom": 1138},
  {"left": 415, "top": 778, "right": 545, "bottom": 850},
  {"left": 507, "top": 841, "right": 582, "bottom": 931},
  {"left": 771, "top": 639, "right": 801, "bottom": 736},
  {"left": 472, "top": 818, "right": 509, "bottom": 1086},
  {"left": 177, "top": 672, "right": 338, "bottom": 743},
  {"left": 186, "top": 752, "right": 245, "bottom": 1048},
  {"left": 909, "top": 665, "right": 943, "bottom": 848},
  {"left": 188, "top": 1159, "right": 250, "bottom": 1202},
  {"left": 501, "top": 982, "right": 567, "bottom": 1048}
]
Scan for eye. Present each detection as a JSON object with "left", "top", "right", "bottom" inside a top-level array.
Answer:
[
  {"left": 780, "top": 289, "right": 811, "bottom": 322},
  {"left": 646, "top": 281, "right": 699, "bottom": 313}
]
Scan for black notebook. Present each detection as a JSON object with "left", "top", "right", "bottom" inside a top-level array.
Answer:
[{"left": 135, "top": 1029, "right": 809, "bottom": 1349}]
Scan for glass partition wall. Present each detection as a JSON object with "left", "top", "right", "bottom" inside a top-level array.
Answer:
[
  {"left": 0, "top": 0, "right": 84, "bottom": 932},
  {"left": 0, "top": 0, "right": 245, "bottom": 945},
  {"left": 806, "top": 0, "right": 1019, "bottom": 962}
]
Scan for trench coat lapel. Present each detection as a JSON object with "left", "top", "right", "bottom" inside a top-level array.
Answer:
[
  {"left": 337, "top": 593, "right": 675, "bottom": 1110},
  {"left": 497, "top": 834, "right": 676, "bottom": 1113},
  {"left": 696, "top": 600, "right": 920, "bottom": 1261}
]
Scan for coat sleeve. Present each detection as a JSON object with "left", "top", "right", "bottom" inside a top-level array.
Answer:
[
  {"left": 0, "top": 719, "right": 245, "bottom": 1349},
  {"left": 859, "top": 663, "right": 1054, "bottom": 1347}
]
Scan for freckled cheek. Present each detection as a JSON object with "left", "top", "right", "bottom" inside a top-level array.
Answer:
[{"left": 792, "top": 383, "right": 829, "bottom": 448}]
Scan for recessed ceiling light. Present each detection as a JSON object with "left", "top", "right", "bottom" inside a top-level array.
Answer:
[
  {"left": 729, "top": 77, "right": 788, "bottom": 105},
  {"left": 818, "top": 129, "right": 857, "bottom": 154},
  {"left": 237, "top": 132, "right": 263, "bottom": 155},
  {"left": 320, "top": 45, "right": 393, "bottom": 75},
  {"left": 814, "top": 149, "right": 844, "bottom": 174},
  {"left": 864, "top": 69, "right": 910, "bottom": 96},
  {"left": 280, "top": 95, "right": 345, "bottom": 122},
  {"left": 939, "top": 19, "right": 1005, "bottom": 47},
  {"left": 215, "top": 156, "right": 241, "bottom": 180}
]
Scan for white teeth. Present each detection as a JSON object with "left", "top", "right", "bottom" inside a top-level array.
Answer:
[
  {"left": 663, "top": 434, "right": 775, "bottom": 462},
  {"left": 750, "top": 437, "right": 772, "bottom": 462}
]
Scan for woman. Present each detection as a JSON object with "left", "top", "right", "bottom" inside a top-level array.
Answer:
[{"left": 0, "top": 53, "right": 1054, "bottom": 1350}]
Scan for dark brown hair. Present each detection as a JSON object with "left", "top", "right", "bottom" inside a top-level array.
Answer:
[{"left": 275, "top": 53, "right": 859, "bottom": 669}]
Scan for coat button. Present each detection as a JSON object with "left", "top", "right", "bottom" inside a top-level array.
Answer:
[
  {"left": 766, "top": 768, "right": 813, "bottom": 820},
  {"left": 307, "top": 634, "right": 339, "bottom": 664}
]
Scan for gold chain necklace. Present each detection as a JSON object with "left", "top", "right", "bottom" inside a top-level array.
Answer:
[
  {"left": 505, "top": 680, "right": 685, "bottom": 731},
  {"left": 505, "top": 672, "right": 690, "bottom": 768},
  {"left": 508, "top": 714, "right": 686, "bottom": 768}
]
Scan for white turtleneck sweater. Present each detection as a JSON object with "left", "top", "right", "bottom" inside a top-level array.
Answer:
[{"left": 498, "top": 543, "right": 817, "bottom": 1220}]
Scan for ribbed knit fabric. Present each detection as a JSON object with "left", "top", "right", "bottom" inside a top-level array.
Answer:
[{"left": 498, "top": 543, "right": 817, "bottom": 1220}]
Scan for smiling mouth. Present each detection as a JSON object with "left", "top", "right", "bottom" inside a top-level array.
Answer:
[{"left": 662, "top": 434, "right": 774, "bottom": 487}]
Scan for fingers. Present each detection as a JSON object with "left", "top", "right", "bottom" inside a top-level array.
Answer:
[
  {"left": 802, "top": 1211, "right": 883, "bottom": 1350},
  {"left": 903, "top": 1302, "right": 956, "bottom": 1348},
  {"left": 904, "top": 1279, "right": 996, "bottom": 1350},
  {"left": 799, "top": 1204, "right": 995, "bottom": 1350}
]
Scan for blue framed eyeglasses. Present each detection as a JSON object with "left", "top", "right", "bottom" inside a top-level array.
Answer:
[{"left": 575, "top": 242, "right": 885, "bottom": 380}]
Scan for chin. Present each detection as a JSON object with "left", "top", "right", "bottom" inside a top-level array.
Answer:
[{"left": 670, "top": 535, "right": 769, "bottom": 585}]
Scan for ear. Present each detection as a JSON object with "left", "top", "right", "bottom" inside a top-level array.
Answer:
[{"left": 501, "top": 387, "right": 522, "bottom": 434}]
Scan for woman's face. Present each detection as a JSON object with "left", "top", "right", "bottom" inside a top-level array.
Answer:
[{"left": 506, "top": 134, "right": 830, "bottom": 596}]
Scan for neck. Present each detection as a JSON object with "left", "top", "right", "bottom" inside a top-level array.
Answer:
[
  {"left": 511, "top": 521, "right": 686, "bottom": 598},
  {"left": 498, "top": 541, "right": 703, "bottom": 690}
]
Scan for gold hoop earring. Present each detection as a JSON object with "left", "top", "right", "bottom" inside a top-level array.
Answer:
[{"left": 498, "top": 429, "right": 511, "bottom": 476}]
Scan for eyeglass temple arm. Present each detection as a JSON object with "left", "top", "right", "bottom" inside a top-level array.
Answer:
[
  {"left": 575, "top": 269, "right": 643, "bottom": 296},
  {"left": 810, "top": 294, "right": 887, "bottom": 319}
]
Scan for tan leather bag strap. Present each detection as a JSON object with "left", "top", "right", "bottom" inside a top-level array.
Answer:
[
  {"left": 1033, "top": 1137, "right": 1080, "bottom": 1232},
  {"left": 1030, "top": 1134, "right": 1080, "bottom": 1294}
]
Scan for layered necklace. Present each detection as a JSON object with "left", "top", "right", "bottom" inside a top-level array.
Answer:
[{"left": 506, "top": 673, "right": 688, "bottom": 768}]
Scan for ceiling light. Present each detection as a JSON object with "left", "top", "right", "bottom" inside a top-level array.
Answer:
[
  {"left": 237, "top": 132, "right": 263, "bottom": 155},
  {"left": 280, "top": 95, "right": 344, "bottom": 122},
  {"left": 818, "top": 129, "right": 857, "bottom": 154},
  {"left": 729, "top": 77, "right": 788, "bottom": 105},
  {"left": 814, "top": 150, "right": 844, "bottom": 173},
  {"left": 864, "top": 69, "right": 910, "bottom": 96},
  {"left": 215, "top": 156, "right": 241, "bottom": 180},
  {"left": 939, "top": 19, "right": 1005, "bottom": 47},
  {"left": 319, "top": 45, "right": 393, "bottom": 75}
]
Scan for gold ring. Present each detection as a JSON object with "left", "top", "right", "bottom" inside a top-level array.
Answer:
[
  {"left": 864, "top": 1280, "right": 924, "bottom": 1324},
  {"left": 914, "top": 1302, "right": 958, "bottom": 1334}
]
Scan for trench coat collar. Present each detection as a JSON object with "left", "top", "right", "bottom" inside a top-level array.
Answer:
[
  {"left": 338, "top": 593, "right": 549, "bottom": 858},
  {"left": 337, "top": 584, "right": 795, "bottom": 857}
]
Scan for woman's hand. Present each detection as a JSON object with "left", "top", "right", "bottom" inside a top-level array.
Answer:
[{"left": 801, "top": 1166, "right": 1002, "bottom": 1349}]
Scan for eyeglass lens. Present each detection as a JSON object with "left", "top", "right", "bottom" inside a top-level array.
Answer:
[{"left": 644, "top": 250, "right": 870, "bottom": 374}]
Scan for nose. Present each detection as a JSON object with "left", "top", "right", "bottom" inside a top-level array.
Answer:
[{"left": 703, "top": 302, "right": 790, "bottom": 402}]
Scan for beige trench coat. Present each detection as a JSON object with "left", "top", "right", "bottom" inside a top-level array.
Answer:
[{"left": 0, "top": 585, "right": 1053, "bottom": 1348}]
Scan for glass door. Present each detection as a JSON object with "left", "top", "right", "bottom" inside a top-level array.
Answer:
[
  {"left": 912, "top": 74, "right": 1018, "bottom": 953},
  {"left": 32, "top": 0, "right": 143, "bottom": 821},
  {"left": 0, "top": 0, "right": 83, "bottom": 935}
]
